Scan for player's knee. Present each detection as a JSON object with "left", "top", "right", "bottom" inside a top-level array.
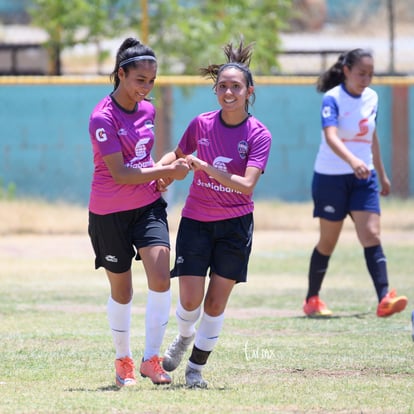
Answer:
[
  {"left": 203, "top": 297, "right": 226, "bottom": 316},
  {"left": 111, "top": 288, "right": 133, "bottom": 304}
]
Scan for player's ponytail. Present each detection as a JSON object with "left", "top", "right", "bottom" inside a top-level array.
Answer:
[
  {"left": 200, "top": 37, "right": 256, "bottom": 111},
  {"left": 317, "top": 48, "right": 373, "bottom": 93},
  {"left": 110, "top": 37, "right": 157, "bottom": 90},
  {"left": 316, "top": 53, "right": 346, "bottom": 92}
]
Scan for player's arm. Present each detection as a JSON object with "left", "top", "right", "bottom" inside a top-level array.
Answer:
[
  {"left": 324, "top": 126, "right": 370, "bottom": 179},
  {"left": 371, "top": 129, "right": 391, "bottom": 196},
  {"left": 103, "top": 151, "right": 189, "bottom": 185},
  {"left": 156, "top": 147, "right": 186, "bottom": 166},
  {"left": 187, "top": 154, "right": 261, "bottom": 195}
]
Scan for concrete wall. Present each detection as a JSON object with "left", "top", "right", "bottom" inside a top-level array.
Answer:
[{"left": 0, "top": 77, "right": 412, "bottom": 206}]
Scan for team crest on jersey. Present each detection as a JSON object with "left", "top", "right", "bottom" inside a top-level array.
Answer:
[
  {"left": 238, "top": 140, "right": 248, "bottom": 159},
  {"left": 322, "top": 106, "right": 331, "bottom": 118},
  {"left": 213, "top": 156, "right": 232, "bottom": 172},
  {"left": 95, "top": 128, "right": 108, "bottom": 142}
]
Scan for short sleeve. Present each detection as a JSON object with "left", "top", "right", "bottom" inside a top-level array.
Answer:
[{"left": 321, "top": 95, "right": 338, "bottom": 128}]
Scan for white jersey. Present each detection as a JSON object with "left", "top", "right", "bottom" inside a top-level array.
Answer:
[{"left": 314, "top": 83, "right": 378, "bottom": 175}]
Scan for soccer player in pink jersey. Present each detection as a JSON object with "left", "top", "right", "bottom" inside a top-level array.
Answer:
[
  {"left": 158, "top": 39, "right": 272, "bottom": 388},
  {"left": 88, "top": 37, "right": 189, "bottom": 387},
  {"left": 303, "top": 48, "right": 407, "bottom": 318}
]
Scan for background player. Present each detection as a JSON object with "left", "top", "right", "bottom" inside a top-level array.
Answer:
[{"left": 303, "top": 48, "right": 407, "bottom": 318}]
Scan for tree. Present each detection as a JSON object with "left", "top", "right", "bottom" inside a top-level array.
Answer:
[
  {"left": 127, "top": 0, "right": 293, "bottom": 75},
  {"left": 29, "top": 0, "right": 293, "bottom": 75},
  {"left": 130, "top": 0, "right": 292, "bottom": 74},
  {"left": 29, "top": 0, "right": 127, "bottom": 75}
]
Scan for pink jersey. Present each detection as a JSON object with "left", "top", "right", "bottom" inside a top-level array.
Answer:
[
  {"left": 88, "top": 95, "right": 160, "bottom": 214},
  {"left": 179, "top": 110, "right": 272, "bottom": 221}
]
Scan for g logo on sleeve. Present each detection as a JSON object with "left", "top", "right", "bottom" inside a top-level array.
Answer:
[{"left": 95, "top": 128, "right": 108, "bottom": 142}]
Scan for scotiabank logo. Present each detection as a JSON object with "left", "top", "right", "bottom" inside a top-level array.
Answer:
[
  {"left": 356, "top": 118, "right": 369, "bottom": 137},
  {"left": 212, "top": 156, "right": 232, "bottom": 173}
]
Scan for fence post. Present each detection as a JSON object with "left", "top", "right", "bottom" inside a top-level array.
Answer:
[{"left": 391, "top": 85, "right": 409, "bottom": 197}]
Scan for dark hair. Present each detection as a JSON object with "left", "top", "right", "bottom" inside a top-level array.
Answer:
[
  {"left": 110, "top": 37, "right": 157, "bottom": 90},
  {"left": 200, "top": 38, "right": 256, "bottom": 111},
  {"left": 316, "top": 48, "right": 373, "bottom": 92}
]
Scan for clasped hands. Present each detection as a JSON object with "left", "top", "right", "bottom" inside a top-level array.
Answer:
[{"left": 156, "top": 155, "right": 206, "bottom": 192}]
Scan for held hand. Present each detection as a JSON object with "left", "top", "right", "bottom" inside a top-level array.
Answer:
[
  {"left": 170, "top": 158, "right": 190, "bottom": 180},
  {"left": 156, "top": 177, "right": 173, "bottom": 192},
  {"left": 186, "top": 155, "right": 208, "bottom": 171}
]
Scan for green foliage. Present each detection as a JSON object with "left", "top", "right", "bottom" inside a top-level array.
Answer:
[
  {"left": 126, "top": 0, "right": 293, "bottom": 75},
  {"left": 29, "top": 0, "right": 293, "bottom": 75},
  {"left": 28, "top": 0, "right": 128, "bottom": 74},
  {"left": 0, "top": 178, "right": 16, "bottom": 200}
]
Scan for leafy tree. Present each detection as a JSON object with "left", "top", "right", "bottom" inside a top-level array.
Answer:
[
  {"left": 84, "top": 0, "right": 128, "bottom": 74},
  {"left": 29, "top": 0, "right": 88, "bottom": 74},
  {"left": 29, "top": 0, "right": 127, "bottom": 74},
  {"left": 127, "top": 0, "right": 293, "bottom": 75},
  {"left": 29, "top": 0, "right": 292, "bottom": 75}
]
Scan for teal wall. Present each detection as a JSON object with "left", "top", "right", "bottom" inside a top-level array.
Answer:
[{"left": 0, "top": 82, "right": 411, "bottom": 206}]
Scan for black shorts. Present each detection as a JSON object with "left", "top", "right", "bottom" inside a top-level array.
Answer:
[
  {"left": 171, "top": 214, "right": 253, "bottom": 283},
  {"left": 88, "top": 198, "right": 170, "bottom": 273}
]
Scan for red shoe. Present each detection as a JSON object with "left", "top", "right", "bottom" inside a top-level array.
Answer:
[
  {"left": 140, "top": 355, "right": 171, "bottom": 385},
  {"left": 115, "top": 356, "right": 136, "bottom": 387},
  {"left": 303, "top": 296, "right": 332, "bottom": 317},
  {"left": 377, "top": 289, "right": 408, "bottom": 317}
]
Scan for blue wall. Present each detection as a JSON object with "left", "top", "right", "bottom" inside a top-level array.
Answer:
[{"left": 0, "top": 80, "right": 412, "bottom": 206}]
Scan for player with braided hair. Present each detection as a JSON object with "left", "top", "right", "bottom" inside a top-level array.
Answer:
[{"left": 157, "top": 38, "right": 272, "bottom": 388}]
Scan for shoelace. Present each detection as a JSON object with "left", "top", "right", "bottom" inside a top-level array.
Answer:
[
  {"left": 120, "top": 359, "right": 135, "bottom": 378},
  {"left": 147, "top": 357, "right": 167, "bottom": 375}
]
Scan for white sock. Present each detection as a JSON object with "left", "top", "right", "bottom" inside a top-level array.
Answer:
[
  {"left": 176, "top": 300, "right": 201, "bottom": 338},
  {"left": 107, "top": 296, "right": 132, "bottom": 359},
  {"left": 144, "top": 289, "right": 171, "bottom": 360},
  {"left": 187, "top": 360, "right": 203, "bottom": 372},
  {"left": 195, "top": 312, "right": 225, "bottom": 352}
]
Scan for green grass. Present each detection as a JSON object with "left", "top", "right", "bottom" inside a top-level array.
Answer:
[{"left": 1, "top": 202, "right": 414, "bottom": 413}]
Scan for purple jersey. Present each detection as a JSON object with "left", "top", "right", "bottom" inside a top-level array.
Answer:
[
  {"left": 88, "top": 95, "right": 159, "bottom": 214},
  {"left": 178, "top": 110, "right": 272, "bottom": 221}
]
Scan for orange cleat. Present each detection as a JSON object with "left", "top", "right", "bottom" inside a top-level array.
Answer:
[
  {"left": 377, "top": 289, "right": 407, "bottom": 317},
  {"left": 115, "top": 356, "right": 136, "bottom": 387},
  {"left": 140, "top": 355, "right": 171, "bottom": 385},
  {"left": 303, "top": 295, "right": 332, "bottom": 317}
]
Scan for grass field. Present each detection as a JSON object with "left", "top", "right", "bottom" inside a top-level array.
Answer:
[{"left": 1, "top": 198, "right": 413, "bottom": 413}]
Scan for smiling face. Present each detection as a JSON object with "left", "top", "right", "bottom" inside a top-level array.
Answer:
[
  {"left": 344, "top": 56, "right": 374, "bottom": 96},
  {"left": 116, "top": 61, "right": 157, "bottom": 110},
  {"left": 215, "top": 67, "right": 254, "bottom": 118}
]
